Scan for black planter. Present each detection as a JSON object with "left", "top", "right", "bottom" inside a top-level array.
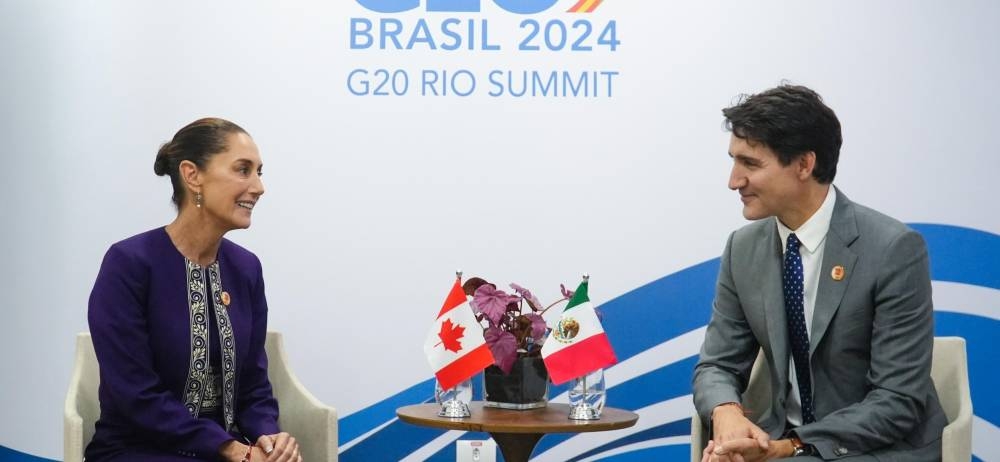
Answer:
[{"left": 483, "top": 356, "right": 549, "bottom": 410}]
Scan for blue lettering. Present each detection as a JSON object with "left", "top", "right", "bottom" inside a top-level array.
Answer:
[
  {"left": 481, "top": 19, "right": 500, "bottom": 50},
  {"left": 485, "top": 70, "right": 617, "bottom": 98},
  {"left": 356, "top": 0, "right": 419, "bottom": 13},
  {"left": 407, "top": 19, "right": 436, "bottom": 49},
  {"left": 533, "top": 71, "right": 557, "bottom": 96},
  {"left": 422, "top": 70, "right": 440, "bottom": 96},
  {"left": 488, "top": 70, "right": 504, "bottom": 97},
  {"left": 347, "top": 69, "right": 370, "bottom": 95},
  {"left": 427, "top": 0, "right": 479, "bottom": 12},
  {"left": 357, "top": 0, "right": 558, "bottom": 14},
  {"left": 601, "top": 71, "right": 618, "bottom": 97},
  {"left": 421, "top": 69, "right": 476, "bottom": 96},
  {"left": 350, "top": 18, "right": 374, "bottom": 49},
  {"left": 507, "top": 71, "right": 527, "bottom": 97},
  {"left": 562, "top": 71, "right": 586, "bottom": 97},
  {"left": 440, "top": 18, "right": 462, "bottom": 50},
  {"left": 380, "top": 18, "right": 404, "bottom": 49},
  {"left": 451, "top": 70, "right": 476, "bottom": 96},
  {"left": 492, "top": 0, "right": 558, "bottom": 14}
]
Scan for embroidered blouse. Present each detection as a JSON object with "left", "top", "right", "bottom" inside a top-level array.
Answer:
[{"left": 85, "top": 227, "right": 280, "bottom": 461}]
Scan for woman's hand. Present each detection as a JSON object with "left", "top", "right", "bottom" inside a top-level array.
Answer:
[
  {"left": 256, "top": 432, "right": 302, "bottom": 462},
  {"left": 219, "top": 440, "right": 267, "bottom": 462}
]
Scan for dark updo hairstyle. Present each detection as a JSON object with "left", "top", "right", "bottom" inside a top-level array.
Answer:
[
  {"left": 154, "top": 117, "right": 248, "bottom": 207},
  {"left": 722, "top": 84, "right": 842, "bottom": 184}
]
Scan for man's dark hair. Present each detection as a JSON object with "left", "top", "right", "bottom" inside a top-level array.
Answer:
[{"left": 723, "top": 84, "right": 842, "bottom": 184}]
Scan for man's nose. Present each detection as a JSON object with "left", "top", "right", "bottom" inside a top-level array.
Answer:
[{"left": 728, "top": 166, "right": 746, "bottom": 190}]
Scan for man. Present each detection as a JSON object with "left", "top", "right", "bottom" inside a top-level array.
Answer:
[{"left": 692, "top": 85, "right": 946, "bottom": 461}]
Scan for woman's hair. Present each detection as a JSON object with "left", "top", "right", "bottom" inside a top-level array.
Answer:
[{"left": 154, "top": 117, "right": 248, "bottom": 206}]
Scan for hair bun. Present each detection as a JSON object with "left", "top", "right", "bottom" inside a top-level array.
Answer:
[{"left": 154, "top": 143, "right": 172, "bottom": 176}]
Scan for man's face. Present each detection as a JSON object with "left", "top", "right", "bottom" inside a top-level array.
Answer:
[{"left": 727, "top": 135, "right": 807, "bottom": 224}]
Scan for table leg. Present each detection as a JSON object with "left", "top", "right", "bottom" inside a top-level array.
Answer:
[{"left": 489, "top": 432, "right": 543, "bottom": 462}]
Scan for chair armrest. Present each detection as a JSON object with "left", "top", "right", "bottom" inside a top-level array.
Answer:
[
  {"left": 941, "top": 374, "right": 973, "bottom": 462},
  {"left": 267, "top": 332, "right": 338, "bottom": 461},
  {"left": 691, "top": 411, "right": 709, "bottom": 462},
  {"left": 64, "top": 344, "right": 86, "bottom": 462}
]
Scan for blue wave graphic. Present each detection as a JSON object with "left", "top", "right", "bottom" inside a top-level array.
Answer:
[
  {"left": 5, "top": 224, "right": 996, "bottom": 461},
  {"left": 338, "top": 224, "right": 1000, "bottom": 461},
  {"left": 0, "top": 446, "right": 54, "bottom": 462}
]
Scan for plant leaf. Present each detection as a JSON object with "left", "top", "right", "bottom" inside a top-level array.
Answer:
[
  {"left": 560, "top": 283, "right": 575, "bottom": 300},
  {"left": 522, "top": 312, "right": 548, "bottom": 341},
  {"left": 473, "top": 285, "right": 513, "bottom": 325},
  {"left": 510, "top": 283, "right": 542, "bottom": 311},
  {"left": 484, "top": 327, "right": 517, "bottom": 374}
]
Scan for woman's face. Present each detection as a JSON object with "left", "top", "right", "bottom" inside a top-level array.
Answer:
[{"left": 198, "top": 132, "right": 265, "bottom": 231}]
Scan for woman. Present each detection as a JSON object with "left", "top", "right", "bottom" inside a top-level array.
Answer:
[{"left": 86, "top": 118, "right": 300, "bottom": 462}]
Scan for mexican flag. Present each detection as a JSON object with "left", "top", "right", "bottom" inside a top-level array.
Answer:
[
  {"left": 423, "top": 278, "right": 495, "bottom": 390},
  {"left": 541, "top": 279, "right": 617, "bottom": 385}
]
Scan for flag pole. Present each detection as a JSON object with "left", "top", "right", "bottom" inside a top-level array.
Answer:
[
  {"left": 436, "top": 269, "right": 472, "bottom": 418},
  {"left": 568, "top": 273, "right": 602, "bottom": 420}
]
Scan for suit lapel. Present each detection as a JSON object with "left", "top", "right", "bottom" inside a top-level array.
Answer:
[
  {"left": 810, "top": 189, "right": 860, "bottom": 356},
  {"left": 759, "top": 222, "right": 790, "bottom": 385}
]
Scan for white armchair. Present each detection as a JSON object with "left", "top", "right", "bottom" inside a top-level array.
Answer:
[
  {"left": 64, "top": 332, "right": 100, "bottom": 462},
  {"left": 690, "top": 337, "right": 973, "bottom": 462},
  {"left": 64, "top": 331, "right": 338, "bottom": 461},
  {"left": 932, "top": 337, "right": 973, "bottom": 462},
  {"left": 265, "top": 331, "right": 339, "bottom": 461},
  {"left": 689, "top": 350, "right": 769, "bottom": 462}
]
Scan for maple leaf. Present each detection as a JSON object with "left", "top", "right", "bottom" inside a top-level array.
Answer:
[{"left": 436, "top": 319, "right": 465, "bottom": 353}]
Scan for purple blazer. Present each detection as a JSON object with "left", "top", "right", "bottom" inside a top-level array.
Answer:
[{"left": 86, "top": 228, "right": 279, "bottom": 461}]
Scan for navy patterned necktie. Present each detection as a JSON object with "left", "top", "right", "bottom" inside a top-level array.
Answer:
[{"left": 783, "top": 233, "right": 815, "bottom": 424}]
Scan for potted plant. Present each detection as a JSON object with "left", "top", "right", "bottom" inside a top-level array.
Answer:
[{"left": 463, "top": 277, "right": 573, "bottom": 409}]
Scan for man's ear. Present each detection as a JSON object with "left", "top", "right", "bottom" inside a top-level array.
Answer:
[
  {"left": 178, "top": 160, "right": 202, "bottom": 196},
  {"left": 797, "top": 151, "right": 817, "bottom": 180}
]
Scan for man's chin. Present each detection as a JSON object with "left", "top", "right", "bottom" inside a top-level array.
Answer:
[{"left": 741, "top": 207, "right": 767, "bottom": 221}]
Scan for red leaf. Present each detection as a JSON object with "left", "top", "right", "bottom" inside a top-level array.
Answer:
[{"left": 437, "top": 319, "right": 465, "bottom": 353}]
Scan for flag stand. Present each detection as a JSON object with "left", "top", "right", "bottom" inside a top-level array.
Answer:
[
  {"left": 568, "top": 373, "right": 601, "bottom": 420},
  {"left": 435, "top": 378, "right": 472, "bottom": 418}
]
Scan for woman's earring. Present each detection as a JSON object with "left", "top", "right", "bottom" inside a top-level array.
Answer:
[{"left": 196, "top": 192, "right": 203, "bottom": 208}]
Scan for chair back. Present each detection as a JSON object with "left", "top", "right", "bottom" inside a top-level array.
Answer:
[
  {"left": 63, "top": 333, "right": 100, "bottom": 462},
  {"left": 690, "top": 337, "right": 973, "bottom": 462},
  {"left": 264, "top": 331, "right": 340, "bottom": 461},
  {"left": 930, "top": 337, "right": 973, "bottom": 462},
  {"left": 65, "top": 331, "right": 338, "bottom": 461}
]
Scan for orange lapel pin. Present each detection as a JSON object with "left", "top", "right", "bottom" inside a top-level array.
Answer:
[{"left": 831, "top": 265, "right": 845, "bottom": 281}]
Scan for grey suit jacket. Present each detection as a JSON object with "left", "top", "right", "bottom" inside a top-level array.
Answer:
[{"left": 692, "top": 189, "right": 946, "bottom": 461}]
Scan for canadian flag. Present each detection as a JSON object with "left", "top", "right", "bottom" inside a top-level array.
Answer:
[{"left": 423, "top": 278, "right": 495, "bottom": 390}]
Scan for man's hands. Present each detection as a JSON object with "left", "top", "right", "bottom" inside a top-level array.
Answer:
[
  {"left": 256, "top": 432, "right": 302, "bottom": 462},
  {"left": 700, "top": 404, "right": 793, "bottom": 462},
  {"left": 702, "top": 438, "right": 794, "bottom": 462},
  {"left": 713, "top": 404, "right": 769, "bottom": 449}
]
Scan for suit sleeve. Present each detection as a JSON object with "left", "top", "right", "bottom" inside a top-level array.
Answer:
[
  {"left": 88, "top": 245, "right": 234, "bottom": 458},
  {"left": 794, "top": 229, "right": 937, "bottom": 459},
  {"left": 692, "top": 232, "right": 761, "bottom": 427},
  {"left": 234, "top": 255, "right": 280, "bottom": 441}
]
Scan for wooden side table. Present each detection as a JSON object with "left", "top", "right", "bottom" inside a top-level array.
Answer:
[{"left": 396, "top": 402, "right": 639, "bottom": 462}]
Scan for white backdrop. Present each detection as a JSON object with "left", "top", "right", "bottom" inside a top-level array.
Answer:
[{"left": 2, "top": 1, "right": 999, "bottom": 460}]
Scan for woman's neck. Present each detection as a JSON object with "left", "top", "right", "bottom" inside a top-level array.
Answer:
[{"left": 165, "top": 209, "right": 225, "bottom": 266}]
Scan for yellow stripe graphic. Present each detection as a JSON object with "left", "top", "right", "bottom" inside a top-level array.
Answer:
[{"left": 568, "top": 0, "right": 603, "bottom": 13}]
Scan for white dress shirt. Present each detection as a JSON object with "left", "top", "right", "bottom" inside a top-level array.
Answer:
[{"left": 775, "top": 186, "right": 836, "bottom": 426}]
